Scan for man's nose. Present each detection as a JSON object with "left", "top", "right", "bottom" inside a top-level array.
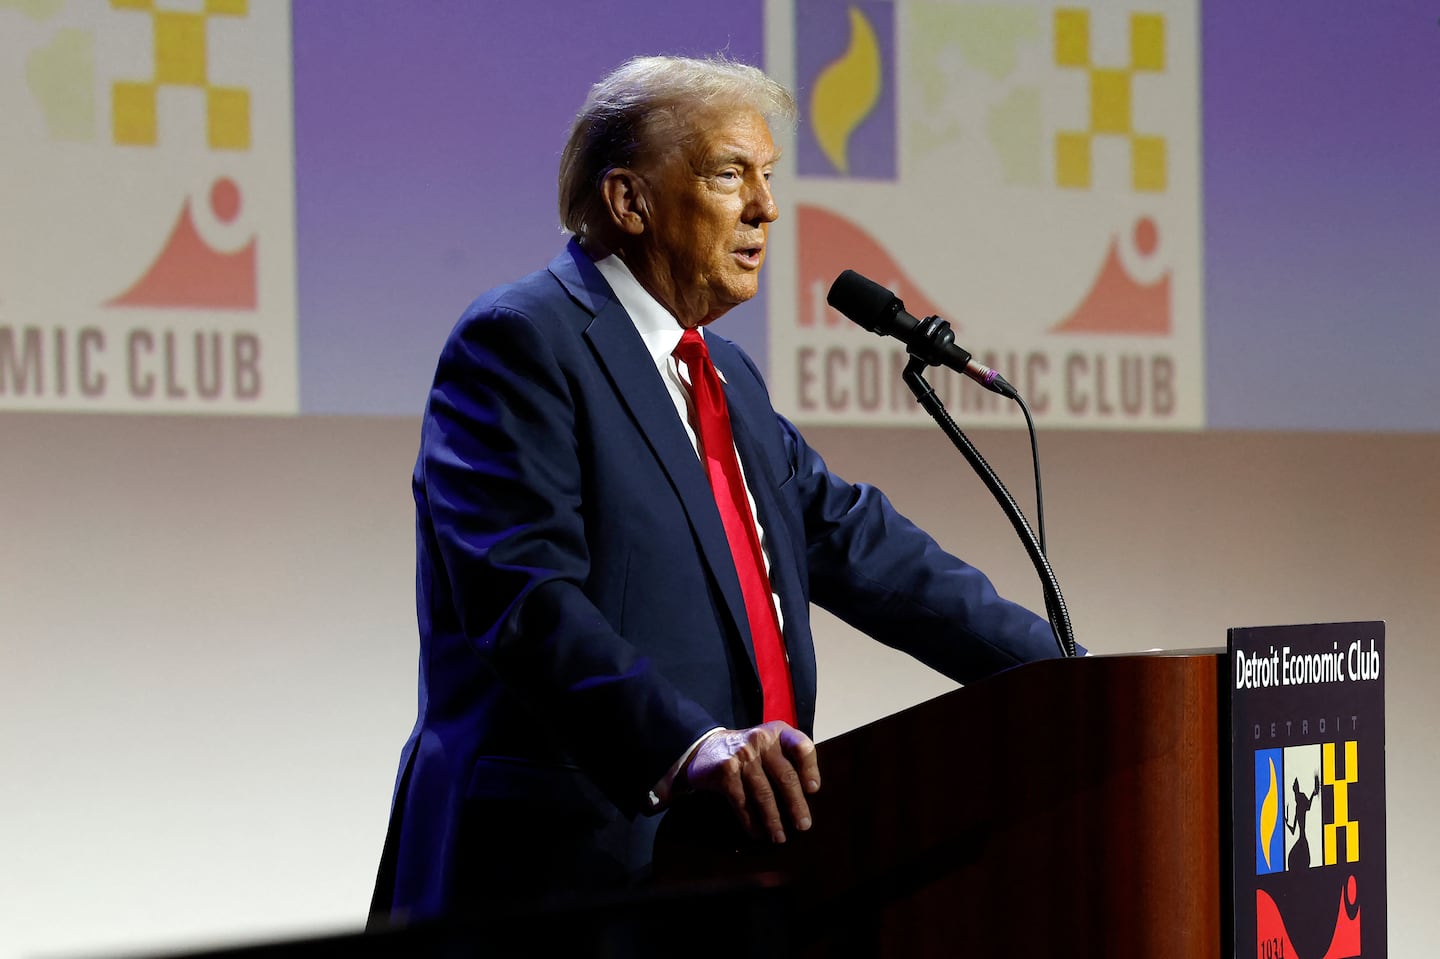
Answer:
[{"left": 746, "top": 178, "right": 778, "bottom": 224}]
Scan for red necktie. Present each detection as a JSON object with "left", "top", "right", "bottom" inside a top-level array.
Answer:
[{"left": 673, "top": 329, "right": 797, "bottom": 727}]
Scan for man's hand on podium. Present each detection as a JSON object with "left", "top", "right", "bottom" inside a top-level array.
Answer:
[{"left": 682, "top": 722, "right": 821, "bottom": 845}]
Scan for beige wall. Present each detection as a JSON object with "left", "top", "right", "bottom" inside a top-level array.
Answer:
[{"left": 3, "top": 414, "right": 1434, "bottom": 956}]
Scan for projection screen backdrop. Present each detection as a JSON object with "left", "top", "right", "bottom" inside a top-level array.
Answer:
[{"left": 3, "top": 1, "right": 1436, "bottom": 430}]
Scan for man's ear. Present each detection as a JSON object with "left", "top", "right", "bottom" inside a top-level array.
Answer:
[{"left": 599, "top": 168, "right": 648, "bottom": 236}]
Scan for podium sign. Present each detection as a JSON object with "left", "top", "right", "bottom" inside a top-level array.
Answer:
[{"left": 1229, "top": 622, "right": 1387, "bottom": 958}]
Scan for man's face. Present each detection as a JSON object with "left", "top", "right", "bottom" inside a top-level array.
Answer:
[{"left": 630, "top": 107, "right": 780, "bottom": 328}]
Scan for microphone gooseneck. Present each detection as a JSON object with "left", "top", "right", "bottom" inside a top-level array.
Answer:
[{"left": 824, "top": 269, "right": 1077, "bottom": 659}]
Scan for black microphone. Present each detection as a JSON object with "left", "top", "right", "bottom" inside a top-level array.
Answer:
[{"left": 826, "top": 270, "right": 1017, "bottom": 399}]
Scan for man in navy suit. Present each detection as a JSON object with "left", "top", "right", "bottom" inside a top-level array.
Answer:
[{"left": 370, "top": 55, "right": 1064, "bottom": 924}]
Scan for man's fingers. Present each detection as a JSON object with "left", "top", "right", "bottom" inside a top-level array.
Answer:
[
  {"left": 761, "top": 732, "right": 813, "bottom": 833},
  {"left": 695, "top": 734, "right": 756, "bottom": 836},
  {"left": 718, "top": 755, "right": 754, "bottom": 837},
  {"left": 741, "top": 752, "right": 786, "bottom": 843},
  {"left": 780, "top": 725, "right": 822, "bottom": 794}
]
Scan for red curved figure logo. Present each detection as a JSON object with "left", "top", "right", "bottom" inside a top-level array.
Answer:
[
  {"left": 1052, "top": 216, "right": 1170, "bottom": 335},
  {"left": 1257, "top": 875, "right": 1361, "bottom": 959},
  {"left": 106, "top": 176, "right": 257, "bottom": 311}
]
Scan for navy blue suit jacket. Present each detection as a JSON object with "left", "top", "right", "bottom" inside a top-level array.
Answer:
[{"left": 371, "top": 241, "right": 1061, "bottom": 921}]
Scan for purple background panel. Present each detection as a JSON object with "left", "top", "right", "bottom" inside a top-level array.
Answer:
[
  {"left": 1202, "top": 3, "right": 1440, "bottom": 430},
  {"left": 293, "top": 2, "right": 766, "bottom": 414},
  {"left": 795, "top": 0, "right": 897, "bottom": 179}
]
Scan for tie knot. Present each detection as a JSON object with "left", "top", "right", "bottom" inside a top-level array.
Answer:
[{"left": 673, "top": 328, "right": 708, "bottom": 366}]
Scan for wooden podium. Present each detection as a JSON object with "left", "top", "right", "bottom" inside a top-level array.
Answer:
[{"left": 654, "top": 651, "right": 1227, "bottom": 958}]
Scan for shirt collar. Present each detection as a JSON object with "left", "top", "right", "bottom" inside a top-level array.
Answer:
[{"left": 592, "top": 254, "right": 700, "bottom": 367}]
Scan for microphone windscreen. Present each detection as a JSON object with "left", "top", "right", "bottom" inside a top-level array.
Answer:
[{"left": 826, "top": 270, "right": 897, "bottom": 332}]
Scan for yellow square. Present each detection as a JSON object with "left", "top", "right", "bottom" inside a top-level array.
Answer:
[
  {"left": 1054, "top": 8, "right": 1089, "bottom": 68},
  {"left": 1090, "top": 69, "right": 1131, "bottom": 134},
  {"left": 112, "top": 81, "right": 156, "bottom": 145},
  {"left": 1056, "top": 132, "right": 1091, "bottom": 189},
  {"left": 111, "top": 0, "right": 154, "bottom": 10},
  {"left": 1132, "top": 135, "right": 1166, "bottom": 192},
  {"left": 208, "top": 86, "right": 250, "bottom": 150},
  {"left": 154, "top": 12, "right": 207, "bottom": 86},
  {"left": 1131, "top": 13, "right": 1165, "bottom": 71},
  {"left": 206, "top": 0, "right": 249, "bottom": 15}
]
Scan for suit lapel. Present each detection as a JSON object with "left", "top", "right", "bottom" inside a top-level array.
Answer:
[{"left": 549, "top": 244, "right": 756, "bottom": 668}]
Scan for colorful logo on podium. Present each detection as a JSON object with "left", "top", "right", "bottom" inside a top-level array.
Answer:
[
  {"left": 1253, "top": 741, "right": 1364, "bottom": 958},
  {"left": 1254, "top": 741, "right": 1361, "bottom": 876}
]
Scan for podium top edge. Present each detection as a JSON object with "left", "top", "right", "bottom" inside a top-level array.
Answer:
[{"left": 1090, "top": 646, "right": 1227, "bottom": 658}]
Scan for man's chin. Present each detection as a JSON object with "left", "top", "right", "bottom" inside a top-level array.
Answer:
[{"left": 722, "top": 275, "right": 762, "bottom": 304}]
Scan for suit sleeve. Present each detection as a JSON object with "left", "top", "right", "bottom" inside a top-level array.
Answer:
[
  {"left": 777, "top": 416, "right": 1065, "bottom": 682},
  {"left": 418, "top": 304, "right": 718, "bottom": 814}
]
